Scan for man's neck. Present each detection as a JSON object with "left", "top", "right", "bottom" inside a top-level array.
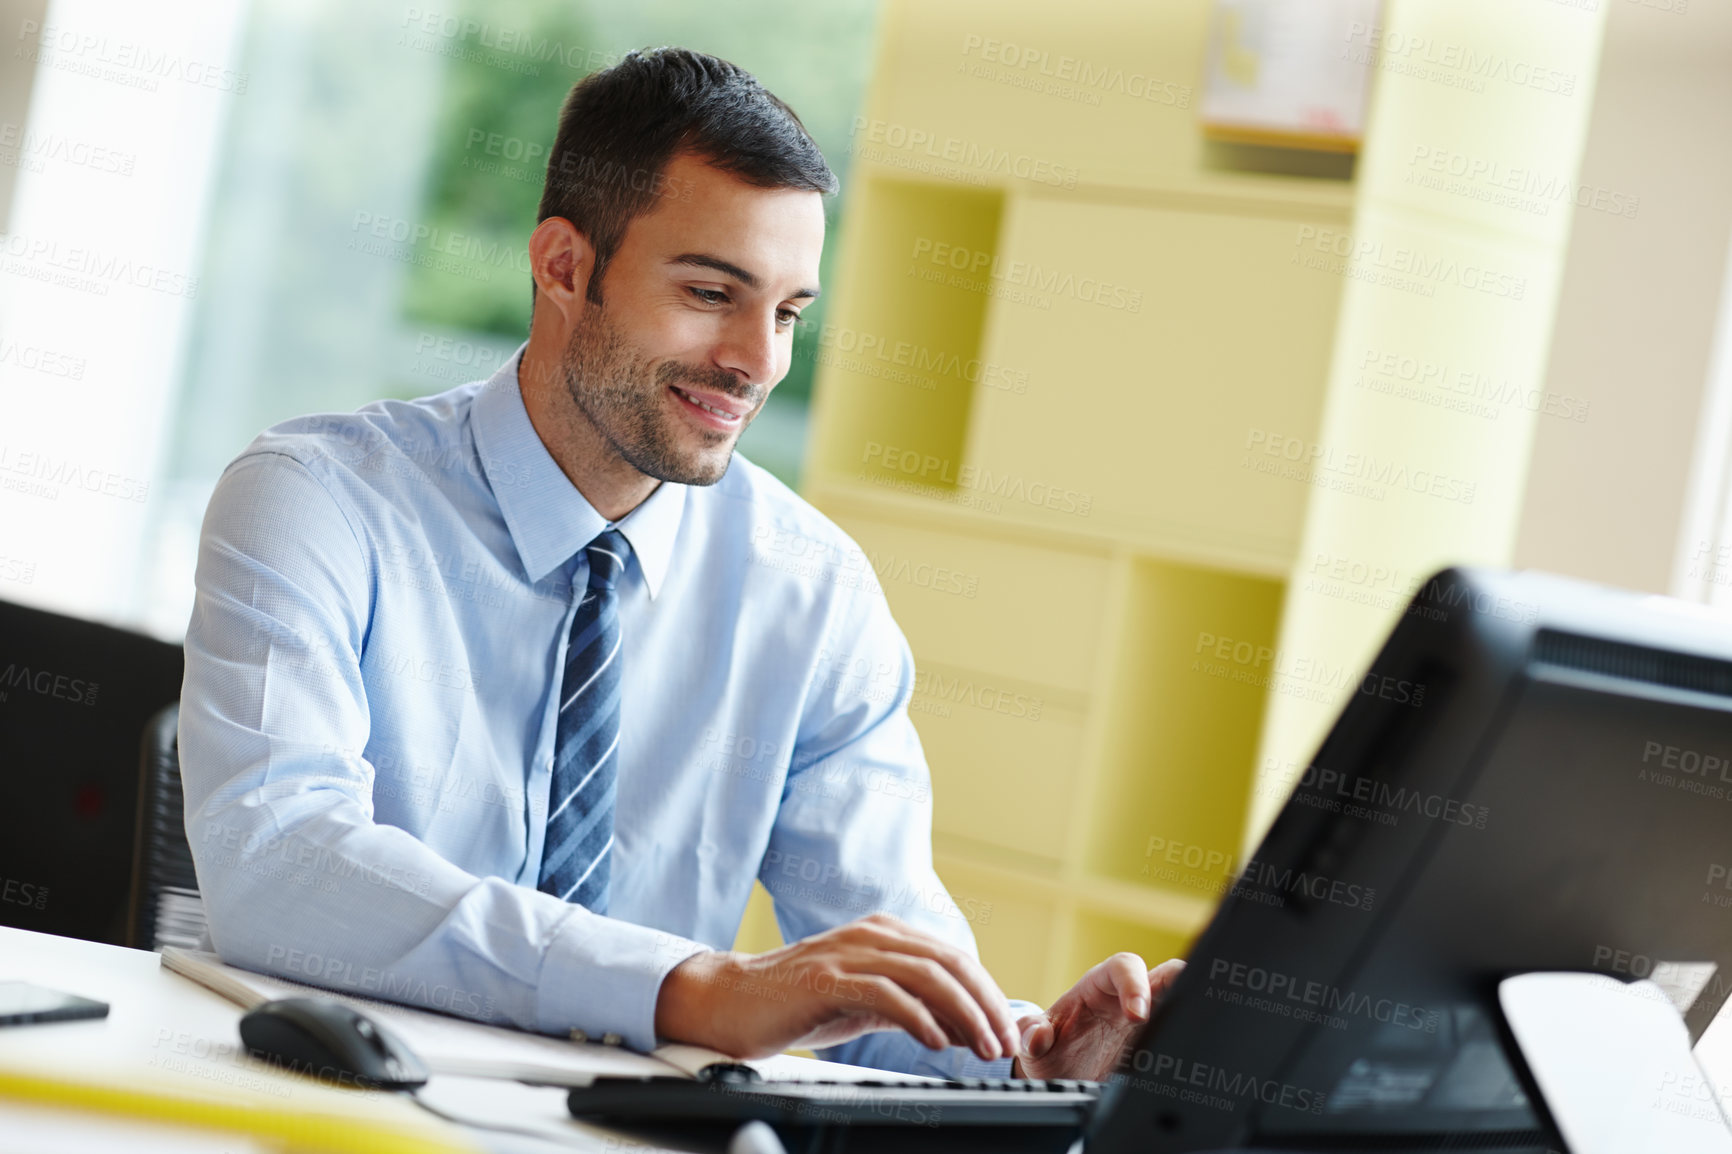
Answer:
[{"left": 518, "top": 337, "right": 659, "bottom": 523}]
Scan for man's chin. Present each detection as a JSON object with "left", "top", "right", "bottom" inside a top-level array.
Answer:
[
  {"left": 675, "top": 453, "right": 734, "bottom": 487},
  {"left": 614, "top": 410, "right": 744, "bottom": 487},
  {"left": 671, "top": 426, "right": 745, "bottom": 485},
  {"left": 631, "top": 444, "right": 736, "bottom": 487}
]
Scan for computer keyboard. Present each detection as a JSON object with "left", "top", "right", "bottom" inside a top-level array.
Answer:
[{"left": 567, "top": 1073, "right": 1100, "bottom": 1148}]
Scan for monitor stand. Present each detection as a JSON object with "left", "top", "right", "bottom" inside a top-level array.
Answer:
[{"left": 1499, "top": 972, "right": 1732, "bottom": 1154}]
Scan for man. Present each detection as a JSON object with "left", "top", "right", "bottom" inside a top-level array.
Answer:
[{"left": 183, "top": 47, "right": 1181, "bottom": 1080}]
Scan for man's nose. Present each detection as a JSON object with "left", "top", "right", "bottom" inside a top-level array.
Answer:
[{"left": 714, "top": 309, "right": 780, "bottom": 387}]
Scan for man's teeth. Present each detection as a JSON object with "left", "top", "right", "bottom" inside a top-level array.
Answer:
[{"left": 678, "top": 388, "right": 739, "bottom": 420}]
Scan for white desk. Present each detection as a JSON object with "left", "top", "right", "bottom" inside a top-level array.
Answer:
[
  {"left": 0, "top": 925, "right": 729, "bottom": 1152},
  {"left": 25, "top": 923, "right": 1725, "bottom": 1151}
]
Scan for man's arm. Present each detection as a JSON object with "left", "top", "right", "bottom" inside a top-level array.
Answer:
[
  {"left": 651, "top": 565, "right": 1036, "bottom": 1074},
  {"left": 648, "top": 549, "right": 1185, "bottom": 1078},
  {"left": 181, "top": 451, "right": 706, "bottom": 1051},
  {"left": 770, "top": 621, "right": 1038, "bottom": 1076}
]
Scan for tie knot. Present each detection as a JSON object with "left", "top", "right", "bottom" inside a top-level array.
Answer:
[{"left": 584, "top": 529, "right": 630, "bottom": 593}]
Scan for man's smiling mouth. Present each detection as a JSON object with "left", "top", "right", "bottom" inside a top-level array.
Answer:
[{"left": 669, "top": 384, "right": 747, "bottom": 423}]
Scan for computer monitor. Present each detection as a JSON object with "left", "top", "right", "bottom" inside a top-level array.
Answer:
[{"left": 1088, "top": 567, "right": 1732, "bottom": 1153}]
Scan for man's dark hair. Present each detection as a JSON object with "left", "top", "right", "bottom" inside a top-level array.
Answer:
[{"left": 537, "top": 47, "right": 837, "bottom": 307}]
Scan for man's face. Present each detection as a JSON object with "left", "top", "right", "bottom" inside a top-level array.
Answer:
[{"left": 558, "top": 151, "right": 826, "bottom": 486}]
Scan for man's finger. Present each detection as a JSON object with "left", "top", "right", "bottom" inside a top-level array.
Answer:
[
  {"left": 1149, "top": 957, "right": 1186, "bottom": 1001},
  {"left": 848, "top": 920, "right": 1020, "bottom": 1057},
  {"left": 868, "top": 953, "right": 1003, "bottom": 1060},
  {"left": 855, "top": 919, "right": 1019, "bottom": 1045},
  {"left": 1017, "top": 1012, "right": 1053, "bottom": 1060},
  {"left": 1100, "top": 952, "right": 1152, "bottom": 1020},
  {"left": 843, "top": 973, "right": 949, "bottom": 1051}
]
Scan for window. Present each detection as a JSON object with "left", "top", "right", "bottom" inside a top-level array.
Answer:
[{"left": 2, "top": 0, "right": 877, "bottom": 638}]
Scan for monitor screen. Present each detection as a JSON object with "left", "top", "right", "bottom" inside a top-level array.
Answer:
[{"left": 1088, "top": 568, "right": 1732, "bottom": 1153}]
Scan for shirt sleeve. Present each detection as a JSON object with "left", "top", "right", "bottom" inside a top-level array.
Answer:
[
  {"left": 764, "top": 572, "right": 1040, "bottom": 1077},
  {"left": 180, "top": 450, "right": 705, "bottom": 1053}
]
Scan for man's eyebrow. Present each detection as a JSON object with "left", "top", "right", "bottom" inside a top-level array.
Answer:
[{"left": 671, "top": 252, "right": 820, "bottom": 301}]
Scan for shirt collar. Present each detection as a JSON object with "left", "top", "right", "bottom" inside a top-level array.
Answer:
[
  {"left": 612, "top": 475, "right": 684, "bottom": 601},
  {"left": 472, "top": 343, "right": 686, "bottom": 599}
]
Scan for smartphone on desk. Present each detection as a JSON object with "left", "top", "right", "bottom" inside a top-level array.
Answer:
[{"left": 0, "top": 981, "right": 109, "bottom": 1026}]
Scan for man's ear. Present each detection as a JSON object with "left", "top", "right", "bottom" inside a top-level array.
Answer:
[{"left": 528, "top": 217, "right": 595, "bottom": 325}]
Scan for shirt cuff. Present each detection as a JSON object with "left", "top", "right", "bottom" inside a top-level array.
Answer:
[
  {"left": 954, "top": 1050, "right": 1016, "bottom": 1079},
  {"left": 534, "top": 908, "right": 708, "bottom": 1053}
]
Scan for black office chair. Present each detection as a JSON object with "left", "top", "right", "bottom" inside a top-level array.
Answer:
[
  {"left": 127, "top": 703, "right": 209, "bottom": 952},
  {"left": 0, "top": 598, "right": 184, "bottom": 945}
]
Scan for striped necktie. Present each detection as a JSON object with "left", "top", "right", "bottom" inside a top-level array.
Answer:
[{"left": 538, "top": 528, "right": 628, "bottom": 912}]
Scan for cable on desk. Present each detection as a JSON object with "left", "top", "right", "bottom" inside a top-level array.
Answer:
[
  {"left": 405, "top": 1087, "right": 582, "bottom": 1146},
  {"left": 411, "top": 1090, "right": 790, "bottom": 1153}
]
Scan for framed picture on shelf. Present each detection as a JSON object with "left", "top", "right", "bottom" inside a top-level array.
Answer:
[{"left": 1200, "top": 0, "right": 1382, "bottom": 153}]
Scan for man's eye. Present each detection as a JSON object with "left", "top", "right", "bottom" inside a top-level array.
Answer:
[
  {"left": 777, "top": 309, "right": 804, "bottom": 327},
  {"left": 690, "top": 287, "right": 729, "bottom": 305}
]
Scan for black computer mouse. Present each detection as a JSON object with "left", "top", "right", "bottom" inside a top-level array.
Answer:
[{"left": 239, "top": 997, "right": 429, "bottom": 1090}]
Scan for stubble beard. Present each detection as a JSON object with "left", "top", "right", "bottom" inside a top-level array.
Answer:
[{"left": 558, "top": 301, "right": 757, "bottom": 487}]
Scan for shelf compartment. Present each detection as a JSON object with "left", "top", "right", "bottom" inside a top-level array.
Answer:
[
  {"left": 965, "top": 194, "right": 1343, "bottom": 563},
  {"left": 828, "top": 510, "right": 1112, "bottom": 696},
  {"left": 806, "top": 176, "right": 1003, "bottom": 491},
  {"left": 864, "top": 0, "right": 1353, "bottom": 209},
  {"left": 1083, "top": 558, "right": 1284, "bottom": 891},
  {"left": 914, "top": 667, "right": 1086, "bottom": 868}
]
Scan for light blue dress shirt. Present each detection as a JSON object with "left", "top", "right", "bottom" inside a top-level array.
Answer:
[{"left": 180, "top": 346, "right": 1033, "bottom": 1077}]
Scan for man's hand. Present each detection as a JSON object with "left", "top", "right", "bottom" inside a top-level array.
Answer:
[
  {"left": 1011, "top": 954, "right": 1185, "bottom": 1081},
  {"left": 654, "top": 912, "right": 1021, "bottom": 1062}
]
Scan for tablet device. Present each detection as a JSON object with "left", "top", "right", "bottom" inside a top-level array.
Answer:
[{"left": 0, "top": 981, "right": 109, "bottom": 1026}]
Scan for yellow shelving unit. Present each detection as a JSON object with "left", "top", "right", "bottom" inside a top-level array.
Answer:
[
  {"left": 736, "top": 0, "right": 1610, "bottom": 1016},
  {"left": 1247, "top": 0, "right": 1609, "bottom": 840},
  {"left": 783, "top": 0, "right": 1353, "bottom": 1007}
]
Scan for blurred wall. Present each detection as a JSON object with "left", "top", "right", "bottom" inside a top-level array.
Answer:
[
  {"left": 0, "top": 0, "right": 51, "bottom": 227},
  {"left": 1514, "top": 0, "right": 1732, "bottom": 595}
]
